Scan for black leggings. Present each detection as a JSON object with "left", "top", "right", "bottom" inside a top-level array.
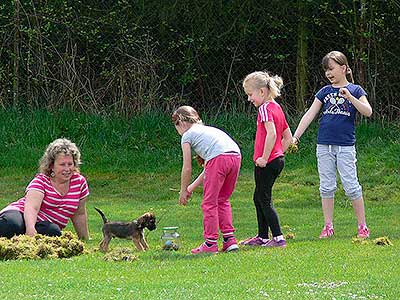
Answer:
[
  {"left": 0, "top": 210, "right": 61, "bottom": 238},
  {"left": 253, "top": 156, "right": 285, "bottom": 239}
]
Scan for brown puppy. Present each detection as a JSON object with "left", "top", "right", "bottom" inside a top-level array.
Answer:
[{"left": 94, "top": 207, "right": 156, "bottom": 252}]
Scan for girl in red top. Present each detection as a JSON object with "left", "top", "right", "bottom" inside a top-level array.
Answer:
[{"left": 241, "top": 71, "right": 293, "bottom": 248}]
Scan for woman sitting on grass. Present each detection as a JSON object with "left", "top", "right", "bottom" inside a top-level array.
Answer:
[{"left": 0, "top": 138, "right": 90, "bottom": 240}]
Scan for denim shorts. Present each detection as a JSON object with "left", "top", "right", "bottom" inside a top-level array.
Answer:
[{"left": 316, "top": 144, "right": 362, "bottom": 200}]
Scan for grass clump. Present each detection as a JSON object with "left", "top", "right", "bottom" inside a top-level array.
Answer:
[
  {"left": 373, "top": 236, "right": 394, "bottom": 246},
  {"left": 282, "top": 225, "right": 296, "bottom": 240},
  {"left": 0, "top": 231, "right": 86, "bottom": 260},
  {"left": 352, "top": 236, "right": 394, "bottom": 246},
  {"left": 103, "top": 247, "right": 138, "bottom": 262}
]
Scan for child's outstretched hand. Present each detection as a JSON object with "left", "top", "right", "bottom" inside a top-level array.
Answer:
[
  {"left": 178, "top": 189, "right": 192, "bottom": 206},
  {"left": 178, "top": 197, "right": 188, "bottom": 206}
]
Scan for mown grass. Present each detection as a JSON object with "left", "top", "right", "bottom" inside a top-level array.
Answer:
[{"left": 0, "top": 109, "right": 399, "bottom": 300}]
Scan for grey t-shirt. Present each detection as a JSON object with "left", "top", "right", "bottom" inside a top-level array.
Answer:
[{"left": 181, "top": 124, "right": 240, "bottom": 162}]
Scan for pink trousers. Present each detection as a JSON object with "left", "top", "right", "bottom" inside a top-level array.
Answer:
[{"left": 202, "top": 153, "right": 241, "bottom": 241}]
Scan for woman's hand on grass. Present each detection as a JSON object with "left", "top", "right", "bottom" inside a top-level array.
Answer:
[{"left": 25, "top": 227, "right": 37, "bottom": 237}]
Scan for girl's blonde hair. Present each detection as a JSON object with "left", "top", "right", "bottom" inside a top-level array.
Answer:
[
  {"left": 39, "top": 138, "right": 81, "bottom": 176},
  {"left": 243, "top": 71, "right": 284, "bottom": 100},
  {"left": 171, "top": 106, "right": 203, "bottom": 125},
  {"left": 322, "top": 51, "right": 354, "bottom": 83}
]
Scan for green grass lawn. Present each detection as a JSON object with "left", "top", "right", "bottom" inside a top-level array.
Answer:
[{"left": 0, "top": 110, "right": 399, "bottom": 299}]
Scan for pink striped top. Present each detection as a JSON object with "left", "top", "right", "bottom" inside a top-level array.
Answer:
[{"left": 1, "top": 173, "right": 89, "bottom": 229}]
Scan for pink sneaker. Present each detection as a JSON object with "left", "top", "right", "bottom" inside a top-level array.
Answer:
[
  {"left": 262, "top": 238, "right": 287, "bottom": 248},
  {"left": 191, "top": 242, "right": 218, "bottom": 254},
  {"left": 221, "top": 238, "right": 239, "bottom": 252},
  {"left": 319, "top": 224, "right": 334, "bottom": 239},
  {"left": 357, "top": 225, "right": 370, "bottom": 238},
  {"left": 239, "top": 235, "right": 269, "bottom": 246}
]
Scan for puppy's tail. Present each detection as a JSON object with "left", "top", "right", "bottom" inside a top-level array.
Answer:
[{"left": 94, "top": 207, "right": 108, "bottom": 224}]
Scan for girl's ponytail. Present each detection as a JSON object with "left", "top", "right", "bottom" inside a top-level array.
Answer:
[
  {"left": 346, "top": 67, "right": 354, "bottom": 83},
  {"left": 269, "top": 74, "right": 284, "bottom": 98}
]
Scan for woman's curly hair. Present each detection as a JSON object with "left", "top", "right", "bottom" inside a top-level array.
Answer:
[{"left": 39, "top": 138, "right": 81, "bottom": 176}]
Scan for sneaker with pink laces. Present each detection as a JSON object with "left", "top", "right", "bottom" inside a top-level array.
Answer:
[
  {"left": 357, "top": 225, "right": 370, "bottom": 238},
  {"left": 239, "top": 235, "right": 269, "bottom": 246},
  {"left": 191, "top": 242, "right": 218, "bottom": 254},
  {"left": 221, "top": 237, "right": 239, "bottom": 252},
  {"left": 319, "top": 224, "right": 334, "bottom": 239}
]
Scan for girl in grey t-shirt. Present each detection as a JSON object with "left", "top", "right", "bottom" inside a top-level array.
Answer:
[{"left": 172, "top": 106, "right": 241, "bottom": 254}]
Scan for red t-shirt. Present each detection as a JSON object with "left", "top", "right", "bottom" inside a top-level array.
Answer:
[
  {"left": 253, "top": 101, "right": 289, "bottom": 163},
  {"left": 1, "top": 173, "right": 89, "bottom": 229}
]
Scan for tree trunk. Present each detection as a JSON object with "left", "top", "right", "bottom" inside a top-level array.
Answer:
[
  {"left": 354, "top": 0, "right": 367, "bottom": 87},
  {"left": 296, "top": 0, "right": 308, "bottom": 112},
  {"left": 13, "top": 0, "right": 20, "bottom": 106}
]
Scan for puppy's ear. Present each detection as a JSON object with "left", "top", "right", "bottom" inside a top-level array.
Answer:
[
  {"left": 145, "top": 212, "right": 156, "bottom": 220},
  {"left": 137, "top": 213, "right": 149, "bottom": 224},
  {"left": 138, "top": 213, "right": 156, "bottom": 227},
  {"left": 145, "top": 212, "right": 155, "bottom": 219},
  {"left": 136, "top": 215, "right": 145, "bottom": 225},
  {"left": 142, "top": 212, "right": 154, "bottom": 221}
]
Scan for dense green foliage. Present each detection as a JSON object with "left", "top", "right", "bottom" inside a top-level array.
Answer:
[
  {"left": 0, "top": 111, "right": 399, "bottom": 299},
  {"left": 1, "top": 1, "right": 399, "bottom": 119}
]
